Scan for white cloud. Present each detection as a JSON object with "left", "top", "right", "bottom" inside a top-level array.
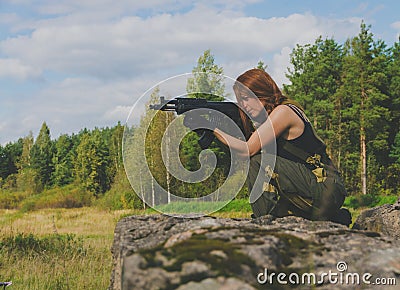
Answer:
[
  {"left": 0, "top": 2, "right": 364, "bottom": 143},
  {"left": 0, "top": 121, "right": 6, "bottom": 132},
  {"left": 0, "top": 58, "right": 42, "bottom": 80},
  {"left": 1, "top": 9, "right": 361, "bottom": 82},
  {"left": 391, "top": 21, "right": 400, "bottom": 30},
  {"left": 104, "top": 105, "right": 132, "bottom": 122},
  {"left": 271, "top": 46, "right": 292, "bottom": 87},
  {"left": 0, "top": 13, "right": 20, "bottom": 25}
]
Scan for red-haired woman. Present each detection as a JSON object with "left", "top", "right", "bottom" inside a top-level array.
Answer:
[{"left": 185, "top": 68, "right": 351, "bottom": 225}]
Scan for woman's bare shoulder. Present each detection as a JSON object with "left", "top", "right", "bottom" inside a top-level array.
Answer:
[
  {"left": 270, "top": 104, "right": 294, "bottom": 119},
  {"left": 269, "top": 104, "right": 303, "bottom": 127}
]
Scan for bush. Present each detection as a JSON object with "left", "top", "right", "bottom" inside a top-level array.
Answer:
[
  {"left": 0, "top": 190, "right": 29, "bottom": 209},
  {"left": 18, "top": 184, "right": 93, "bottom": 212},
  {"left": 95, "top": 169, "right": 143, "bottom": 210},
  {"left": 96, "top": 189, "right": 140, "bottom": 210},
  {"left": 20, "top": 199, "right": 37, "bottom": 213},
  {"left": 0, "top": 233, "right": 86, "bottom": 259}
]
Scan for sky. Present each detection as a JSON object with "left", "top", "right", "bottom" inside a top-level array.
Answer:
[{"left": 0, "top": 0, "right": 399, "bottom": 145}]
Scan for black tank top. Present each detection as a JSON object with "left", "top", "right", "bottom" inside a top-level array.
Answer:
[{"left": 277, "top": 104, "right": 330, "bottom": 165}]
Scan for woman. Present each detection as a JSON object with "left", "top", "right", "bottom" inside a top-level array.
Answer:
[{"left": 185, "top": 68, "right": 351, "bottom": 225}]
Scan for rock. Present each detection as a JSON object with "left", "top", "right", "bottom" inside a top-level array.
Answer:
[
  {"left": 175, "top": 277, "right": 256, "bottom": 290},
  {"left": 109, "top": 214, "right": 400, "bottom": 290},
  {"left": 394, "top": 197, "right": 400, "bottom": 210},
  {"left": 352, "top": 201, "right": 400, "bottom": 239}
]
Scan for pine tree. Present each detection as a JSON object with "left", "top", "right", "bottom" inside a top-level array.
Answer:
[
  {"left": 284, "top": 37, "right": 343, "bottom": 161},
  {"left": 110, "top": 122, "right": 124, "bottom": 173},
  {"left": 18, "top": 132, "right": 34, "bottom": 170},
  {"left": 52, "top": 134, "right": 74, "bottom": 186},
  {"left": 15, "top": 132, "right": 42, "bottom": 194},
  {"left": 0, "top": 145, "right": 7, "bottom": 182},
  {"left": 337, "top": 22, "right": 391, "bottom": 194},
  {"left": 73, "top": 130, "right": 110, "bottom": 195},
  {"left": 30, "top": 122, "right": 54, "bottom": 187},
  {"left": 256, "top": 60, "right": 268, "bottom": 71},
  {"left": 386, "top": 40, "right": 400, "bottom": 192},
  {"left": 0, "top": 139, "right": 23, "bottom": 183},
  {"left": 388, "top": 38, "right": 400, "bottom": 151}
]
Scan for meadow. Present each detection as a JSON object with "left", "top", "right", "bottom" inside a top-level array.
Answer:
[
  {"left": 0, "top": 201, "right": 253, "bottom": 289},
  {"left": 0, "top": 195, "right": 395, "bottom": 289},
  {"left": 0, "top": 207, "right": 136, "bottom": 289}
]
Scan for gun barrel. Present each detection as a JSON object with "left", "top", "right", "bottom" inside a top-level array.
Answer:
[
  {"left": 149, "top": 96, "right": 178, "bottom": 111},
  {"left": 149, "top": 102, "right": 177, "bottom": 111}
]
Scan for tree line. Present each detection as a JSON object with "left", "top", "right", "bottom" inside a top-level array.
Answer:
[
  {"left": 284, "top": 22, "right": 400, "bottom": 195},
  {"left": 1, "top": 22, "right": 399, "bottom": 210},
  {"left": 0, "top": 122, "right": 124, "bottom": 197}
]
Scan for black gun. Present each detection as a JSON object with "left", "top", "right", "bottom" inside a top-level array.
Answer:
[{"left": 149, "top": 96, "right": 245, "bottom": 149}]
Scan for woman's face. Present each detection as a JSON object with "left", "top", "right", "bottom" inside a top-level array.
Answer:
[{"left": 238, "top": 93, "right": 266, "bottom": 120}]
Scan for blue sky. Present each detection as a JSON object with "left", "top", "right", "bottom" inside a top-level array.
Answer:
[{"left": 0, "top": 0, "right": 399, "bottom": 144}]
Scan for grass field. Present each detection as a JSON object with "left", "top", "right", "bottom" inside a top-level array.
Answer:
[
  {"left": 0, "top": 207, "right": 136, "bottom": 289},
  {"left": 0, "top": 204, "right": 252, "bottom": 289},
  {"left": 0, "top": 198, "right": 366, "bottom": 289}
]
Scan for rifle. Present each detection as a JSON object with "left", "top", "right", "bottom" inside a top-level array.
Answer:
[{"left": 149, "top": 96, "right": 245, "bottom": 149}]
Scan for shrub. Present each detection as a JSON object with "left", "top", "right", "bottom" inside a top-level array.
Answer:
[
  {"left": 0, "top": 190, "right": 29, "bottom": 209},
  {"left": 18, "top": 184, "right": 93, "bottom": 212},
  {"left": 95, "top": 169, "right": 143, "bottom": 210},
  {"left": 0, "top": 233, "right": 86, "bottom": 259}
]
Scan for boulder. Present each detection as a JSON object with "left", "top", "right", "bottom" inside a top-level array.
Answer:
[
  {"left": 109, "top": 214, "right": 400, "bottom": 289},
  {"left": 352, "top": 198, "right": 400, "bottom": 239}
]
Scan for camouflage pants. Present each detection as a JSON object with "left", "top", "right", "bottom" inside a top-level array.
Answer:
[{"left": 248, "top": 154, "right": 346, "bottom": 220}]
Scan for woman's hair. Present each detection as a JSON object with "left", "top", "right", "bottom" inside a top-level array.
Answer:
[{"left": 234, "top": 68, "right": 288, "bottom": 138}]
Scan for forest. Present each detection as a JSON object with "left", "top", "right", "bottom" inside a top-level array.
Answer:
[{"left": 0, "top": 22, "right": 399, "bottom": 211}]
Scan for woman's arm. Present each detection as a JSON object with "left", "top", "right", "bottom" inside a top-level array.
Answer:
[{"left": 214, "top": 105, "right": 300, "bottom": 157}]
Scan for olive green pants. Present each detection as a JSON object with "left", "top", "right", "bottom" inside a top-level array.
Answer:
[{"left": 248, "top": 154, "right": 346, "bottom": 221}]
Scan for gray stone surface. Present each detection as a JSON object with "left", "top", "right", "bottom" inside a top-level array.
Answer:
[
  {"left": 353, "top": 198, "right": 400, "bottom": 239},
  {"left": 110, "top": 214, "right": 400, "bottom": 290}
]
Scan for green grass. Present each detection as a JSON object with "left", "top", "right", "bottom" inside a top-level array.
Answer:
[
  {"left": 216, "top": 198, "right": 252, "bottom": 213},
  {"left": 0, "top": 200, "right": 252, "bottom": 288},
  {"left": 0, "top": 195, "right": 396, "bottom": 288},
  {"left": 0, "top": 233, "right": 89, "bottom": 289},
  {"left": 0, "top": 184, "right": 94, "bottom": 212},
  {"left": 0, "top": 207, "right": 134, "bottom": 289},
  {"left": 343, "top": 194, "right": 398, "bottom": 209},
  {"left": 142, "top": 198, "right": 252, "bottom": 218}
]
